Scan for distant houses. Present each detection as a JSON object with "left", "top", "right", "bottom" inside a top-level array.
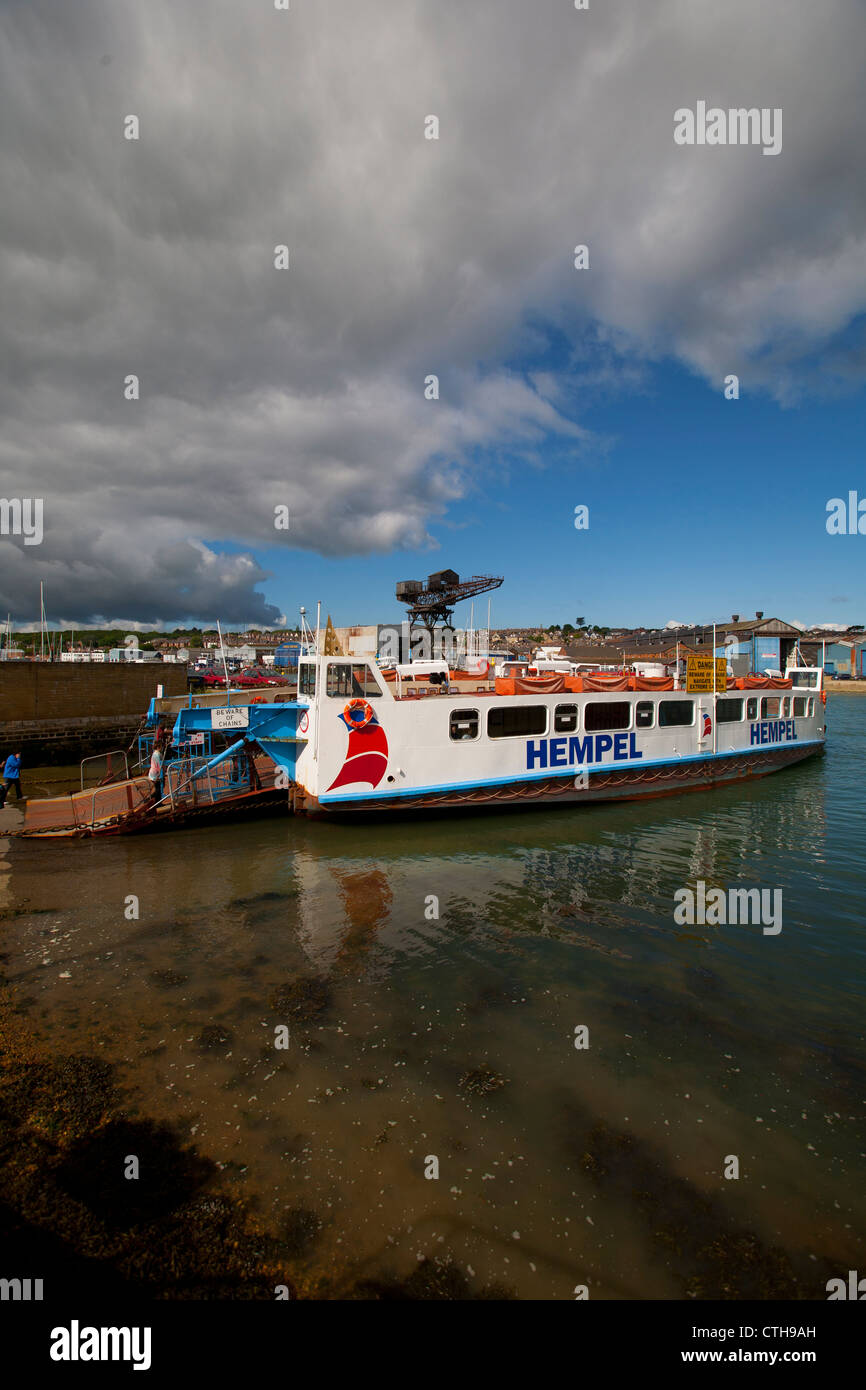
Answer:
[
  {"left": 3, "top": 613, "right": 863, "bottom": 676},
  {"left": 540, "top": 612, "right": 865, "bottom": 676}
]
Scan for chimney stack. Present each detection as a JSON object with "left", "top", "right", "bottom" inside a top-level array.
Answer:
[
  {"left": 756, "top": 610, "right": 764, "bottom": 620},
  {"left": 732, "top": 614, "right": 739, "bottom": 622}
]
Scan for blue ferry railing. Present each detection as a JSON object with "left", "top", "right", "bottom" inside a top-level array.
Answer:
[
  {"left": 163, "top": 752, "right": 250, "bottom": 809},
  {"left": 137, "top": 731, "right": 214, "bottom": 777}
]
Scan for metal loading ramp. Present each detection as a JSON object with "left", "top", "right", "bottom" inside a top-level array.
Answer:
[{"left": 21, "top": 777, "right": 154, "bottom": 836}]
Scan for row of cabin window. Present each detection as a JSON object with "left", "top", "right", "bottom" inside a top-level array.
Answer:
[
  {"left": 720, "top": 695, "right": 814, "bottom": 721},
  {"left": 451, "top": 701, "right": 683, "bottom": 741},
  {"left": 449, "top": 695, "right": 815, "bottom": 741}
]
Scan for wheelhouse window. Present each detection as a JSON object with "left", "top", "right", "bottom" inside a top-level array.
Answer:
[
  {"left": 793, "top": 696, "right": 807, "bottom": 717},
  {"left": 487, "top": 705, "right": 548, "bottom": 739},
  {"left": 554, "top": 703, "right": 578, "bottom": 733},
  {"left": 781, "top": 697, "right": 790, "bottom": 717},
  {"left": 450, "top": 709, "right": 479, "bottom": 741},
  {"left": 327, "top": 663, "right": 381, "bottom": 698},
  {"left": 584, "top": 701, "right": 631, "bottom": 732},
  {"left": 635, "top": 700, "right": 654, "bottom": 729},
  {"left": 354, "top": 664, "right": 382, "bottom": 698},
  {"left": 658, "top": 700, "right": 694, "bottom": 727},
  {"left": 746, "top": 698, "right": 758, "bottom": 720},
  {"left": 716, "top": 698, "right": 743, "bottom": 723},
  {"left": 761, "top": 697, "right": 781, "bottom": 719},
  {"left": 299, "top": 663, "right": 316, "bottom": 697},
  {"left": 790, "top": 669, "right": 818, "bottom": 688}
]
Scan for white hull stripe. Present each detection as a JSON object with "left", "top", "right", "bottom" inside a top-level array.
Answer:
[{"left": 318, "top": 738, "right": 823, "bottom": 804}]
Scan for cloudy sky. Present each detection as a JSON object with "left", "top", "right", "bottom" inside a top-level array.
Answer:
[{"left": 1, "top": 0, "right": 864, "bottom": 629}]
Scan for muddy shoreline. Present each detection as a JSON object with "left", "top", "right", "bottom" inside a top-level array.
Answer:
[
  {"left": 0, "top": 974, "right": 307, "bottom": 1299},
  {"left": 0, "top": 973, "right": 517, "bottom": 1300}
]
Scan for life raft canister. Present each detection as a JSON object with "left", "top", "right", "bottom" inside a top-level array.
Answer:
[{"left": 344, "top": 698, "right": 374, "bottom": 729}]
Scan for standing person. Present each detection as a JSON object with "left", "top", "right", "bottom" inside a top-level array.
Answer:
[
  {"left": 0, "top": 751, "right": 23, "bottom": 808},
  {"left": 148, "top": 744, "right": 165, "bottom": 802}
]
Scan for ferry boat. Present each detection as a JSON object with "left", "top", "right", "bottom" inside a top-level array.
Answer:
[{"left": 139, "top": 653, "right": 826, "bottom": 818}]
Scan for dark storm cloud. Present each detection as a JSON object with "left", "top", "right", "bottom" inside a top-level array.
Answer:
[{"left": 1, "top": 0, "right": 864, "bottom": 622}]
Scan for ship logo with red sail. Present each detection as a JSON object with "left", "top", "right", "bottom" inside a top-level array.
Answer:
[{"left": 326, "top": 710, "right": 389, "bottom": 791}]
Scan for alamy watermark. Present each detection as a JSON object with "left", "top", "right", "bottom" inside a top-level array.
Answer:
[
  {"left": 0, "top": 497, "right": 43, "bottom": 545},
  {"left": 378, "top": 624, "right": 484, "bottom": 665},
  {"left": 50, "top": 1321, "right": 151, "bottom": 1370},
  {"left": 827, "top": 1270, "right": 866, "bottom": 1299},
  {"left": 826, "top": 492, "right": 866, "bottom": 535},
  {"left": 674, "top": 102, "right": 782, "bottom": 157},
  {"left": 673, "top": 880, "right": 782, "bottom": 935},
  {"left": 0, "top": 1276, "right": 43, "bottom": 1300}
]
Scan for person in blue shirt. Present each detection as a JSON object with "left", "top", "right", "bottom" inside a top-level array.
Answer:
[{"left": 0, "top": 752, "right": 23, "bottom": 807}]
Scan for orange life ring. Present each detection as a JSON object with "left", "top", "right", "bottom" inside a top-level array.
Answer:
[
  {"left": 821, "top": 690, "right": 827, "bottom": 706},
  {"left": 344, "top": 698, "right": 373, "bottom": 729}
]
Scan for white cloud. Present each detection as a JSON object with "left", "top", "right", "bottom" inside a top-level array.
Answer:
[{"left": 1, "top": 0, "right": 864, "bottom": 620}]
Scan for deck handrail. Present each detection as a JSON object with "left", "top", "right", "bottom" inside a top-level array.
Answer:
[{"left": 80, "top": 749, "right": 129, "bottom": 791}]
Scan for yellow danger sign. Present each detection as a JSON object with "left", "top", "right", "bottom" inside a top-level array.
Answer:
[{"left": 686, "top": 656, "right": 728, "bottom": 693}]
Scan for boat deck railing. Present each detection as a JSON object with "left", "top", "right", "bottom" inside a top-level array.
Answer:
[
  {"left": 80, "top": 749, "right": 130, "bottom": 791},
  {"left": 21, "top": 751, "right": 278, "bottom": 836},
  {"left": 394, "top": 680, "right": 495, "bottom": 699},
  {"left": 163, "top": 754, "right": 255, "bottom": 809},
  {"left": 21, "top": 776, "right": 154, "bottom": 835},
  {"left": 151, "top": 686, "right": 294, "bottom": 718}
]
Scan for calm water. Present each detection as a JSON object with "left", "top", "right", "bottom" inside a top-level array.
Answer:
[{"left": 1, "top": 697, "right": 863, "bottom": 1299}]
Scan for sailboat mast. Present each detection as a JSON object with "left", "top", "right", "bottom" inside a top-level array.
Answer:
[{"left": 217, "top": 620, "right": 231, "bottom": 703}]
